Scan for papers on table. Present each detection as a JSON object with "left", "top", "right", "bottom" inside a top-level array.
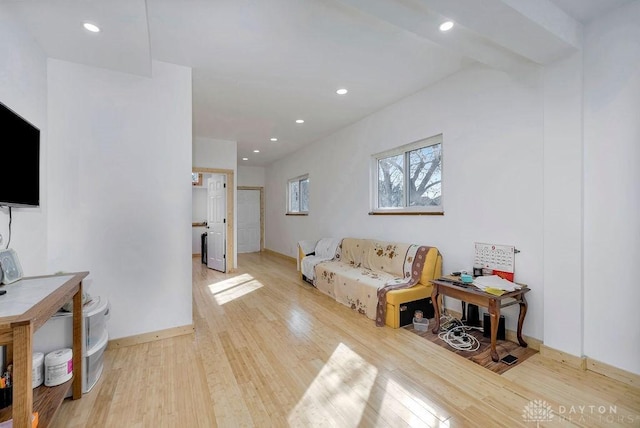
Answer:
[{"left": 473, "top": 275, "right": 520, "bottom": 292}]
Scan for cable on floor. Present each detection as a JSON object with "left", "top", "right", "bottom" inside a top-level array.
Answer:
[{"left": 437, "top": 313, "right": 483, "bottom": 352}]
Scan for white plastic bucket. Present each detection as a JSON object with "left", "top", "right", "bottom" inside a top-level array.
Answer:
[
  {"left": 32, "top": 352, "right": 44, "bottom": 388},
  {"left": 44, "top": 348, "right": 73, "bottom": 387}
]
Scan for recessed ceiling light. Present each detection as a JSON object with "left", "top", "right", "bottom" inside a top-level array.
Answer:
[
  {"left": 253, "top": 149, "right": 260, "bottom": 153},
  {"left": 242, "top": 157, "right": 248, "bottom": 161},
  {"left": 296, "top": 119, "right": 304, "bottom": 124},
  {"left": 439, "top": 21, "right": 454, "bottom": 32},
  {"left": 336, "top": 88, "right": 348, "bottom": 95},
  {"left": 83, "top": 22, "right": 101, "bottom": 33},
  {"left": 270, "top": 137, "right": 278, "bottom": 142}
]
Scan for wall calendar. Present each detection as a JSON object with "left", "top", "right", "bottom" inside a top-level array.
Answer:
[{"left": 474, "top": 242, "right": 516, "bottom": 281}]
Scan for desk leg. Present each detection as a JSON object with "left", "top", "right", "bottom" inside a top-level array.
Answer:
[
  {"left": 431, "top": 285, "right": 441, "bottom": 334},
  {"left": 12, "top": 322, "right": 34, "bottom": 428},
  {"left": 489, "top": 299, "right": 500, "bottom": 362},
  {"left": 72, "top": 282, "right": 84, "bottom": 400},
  {"left": 517, "top": 293, "right": 529, "bottom": 348}
]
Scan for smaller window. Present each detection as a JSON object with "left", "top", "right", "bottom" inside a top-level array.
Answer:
[
  {"left": 192, "top": 172, "right": 203, "bottom": 186},
  {"left": 287, "top": 174, "right": 309, "bottom": 215}
]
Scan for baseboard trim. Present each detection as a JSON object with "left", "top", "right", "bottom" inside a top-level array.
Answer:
[
  {"left": 587, "top": 357, "right": 639, "bottom": 388},
  {"left": 539, "top": 344, "right": 587, "bottom": 370},
  {"left": 107, "top": 324, "right": 195, "bottom": 350},
  {"left": 263, "top": 248, "right": 296, "bottom": 264},
  {"left": 539, "top": 344, "right": 639, "bottom": 386}
]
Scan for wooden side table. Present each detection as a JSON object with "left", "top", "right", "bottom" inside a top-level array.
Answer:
[
  {"left": 430, "top": 278, "right": 530, "bottom": 362},
  {"left": 0, "top": 272, "right": 88, "bottom": 428}
]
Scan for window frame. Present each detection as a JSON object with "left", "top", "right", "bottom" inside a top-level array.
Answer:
[
  {"left": 370, "top": 134, "right": 443, "bottom": 215},
  {"left": 286, "top": 174, "right": 309, "bottom": 215}
]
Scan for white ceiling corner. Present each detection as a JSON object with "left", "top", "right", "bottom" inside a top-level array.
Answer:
[
  {"left": 550, "top": 0, "right": 633, "bottom": 24},
  {"left": 6, "top": 0, "right": 151, "bottom": 77}
]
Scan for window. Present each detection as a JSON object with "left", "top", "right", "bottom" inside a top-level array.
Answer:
[
  {"left": 371, "top": 134, "right": 442, "bottom": 214},
  {"left": 192, "top": 172, "right": 203, "bottom": 186},
  {"left": 287, "top": 174, "right": 309, "bottom": 215}
]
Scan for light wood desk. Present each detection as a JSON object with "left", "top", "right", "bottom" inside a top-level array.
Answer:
[
  {"left": 430, "top": 277, "right": 530, "bottom": 362},
  {"left": 0, "top": 272, "right": 88, "bottom": 428}
]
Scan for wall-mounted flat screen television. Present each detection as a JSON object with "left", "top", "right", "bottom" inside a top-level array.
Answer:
[{"left": 0, "top": 101, "right": 40, "bottom": 208}]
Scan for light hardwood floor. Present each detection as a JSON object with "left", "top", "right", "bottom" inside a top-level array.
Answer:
[{"left": 53, "top": 252, "right": 640, "bottom": 427}]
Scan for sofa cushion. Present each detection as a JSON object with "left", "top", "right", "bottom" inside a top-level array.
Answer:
[
  {"left": 341, "top": 238, "right": 412, "bottom": 278},
  {"left": 315, "top": 260, "right": 396, "bottom": 320},
  {"left": 340, "top": 238, "right": 368, "bottom": 268}
]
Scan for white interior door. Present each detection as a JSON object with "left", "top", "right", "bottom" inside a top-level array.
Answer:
[
  {"left": 237, "top": 189, "right": 260, "bottom": 253},
  {"left": 207, "top": 174, "right": 226, "bottom": 272}
]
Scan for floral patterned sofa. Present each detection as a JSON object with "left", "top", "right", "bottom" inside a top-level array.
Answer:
[{"left": 298, "top": 237, "right": 442, "bottom": 328}]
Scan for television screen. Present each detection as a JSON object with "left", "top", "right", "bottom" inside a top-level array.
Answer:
[{"left": 0, "top": 101, "right": 40, "bottom": 207}]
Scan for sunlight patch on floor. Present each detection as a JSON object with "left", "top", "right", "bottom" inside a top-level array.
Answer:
[
  {"left": 288, "top": 343, "right": 377, "bottom": 427},
  {"left": 207, "top": 273, "right": 263, "bottom": 305},
  {"left": 381, "top": 376, "right": 450, "bottom": 426}
]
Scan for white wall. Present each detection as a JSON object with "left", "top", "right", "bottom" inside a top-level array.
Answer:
[
  {"left": 47, "top": 59, "right": 193, "bottom": 340},
  {"left": 0, "top": 5, "right": 48, "bottom": 275},
  {"left": 542, "top": 52, "right": 584, "bottom": 357},
  {"left": 266, "top": 64, "right": 545, "bottom": 340},
  {"left": 238, "top": 165, "right": 266, "bottom": 187},
  {"left": 193, "top": 137, "right": 237, "bottom": 170},
  {"left": 193, "top": 137, "right": 238, "bottom": 268},
  {"left": 192, "top": 187, "right": 208, "bottom": 222},
  {"left": 583, "top": 2, "right": 640, "bottom": 374}
]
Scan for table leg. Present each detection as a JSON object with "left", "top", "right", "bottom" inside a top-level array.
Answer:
[
  {"left": 431, "top": 285, "right": 441, "bottom": 334},
  {"left": 12, "top": 322, "right": 34, "bottom": 428},
  {"left": 72, "top": 282, "right": 84, "bottom": 399},
  {"left": 517, "top": 293, "right": 529, "bottom": 348},
  {"left": 489, "top": 299, "right": 500, "bottom": 362}
]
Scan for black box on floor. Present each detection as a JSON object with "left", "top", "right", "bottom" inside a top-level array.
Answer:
[
  {"left": 0, "top": 386, "right": 11, "bottom": 409},
  {"left": 465, "top": 303, "right": 482, "bottom": 327},
  {"left": 483, "top": 313, "right": 506, "bottom": 340},
  {"left": 399, "top": 297, "right": 435, "bottom": 327},
  {"left": 201, "top": 233, "right": 207, "bottom": 264}
]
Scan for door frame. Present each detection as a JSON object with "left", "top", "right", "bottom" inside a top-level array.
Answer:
[
  {"left": 237, "top": 186, "right": 265, "bottom": 252},
  {"left": 193, "top": 167, "right": 235, "bottom": 273}
]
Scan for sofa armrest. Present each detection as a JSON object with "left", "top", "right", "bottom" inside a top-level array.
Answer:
[
  {"left": 419, "top": 247, "right": 443, "bottom": 285},
  {"left": 297, "top": 240, "right": 318, "bottom": 271}
]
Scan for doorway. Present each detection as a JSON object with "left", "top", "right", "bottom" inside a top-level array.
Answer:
[
  {"left": 237, "top": 186, "right": 264, "bottom": 253},
  {"left": 192, "top": 167, "right": 235, "bottom": 273},
  {"left": 207, "top": 174, "right": 226, "bottom": 271}
]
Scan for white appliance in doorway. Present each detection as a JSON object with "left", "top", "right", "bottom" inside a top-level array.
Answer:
[{"left": 207, "top": 174, "right": 226, "bottom": 272}]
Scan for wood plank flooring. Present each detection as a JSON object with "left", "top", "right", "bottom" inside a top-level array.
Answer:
[{"left": 52, "top": 252, "right": 640, "bottom": 427}]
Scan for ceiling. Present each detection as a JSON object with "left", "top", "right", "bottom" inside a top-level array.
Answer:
[{"left": 3, "top": 0, "right": 631, "bottom": 166}]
